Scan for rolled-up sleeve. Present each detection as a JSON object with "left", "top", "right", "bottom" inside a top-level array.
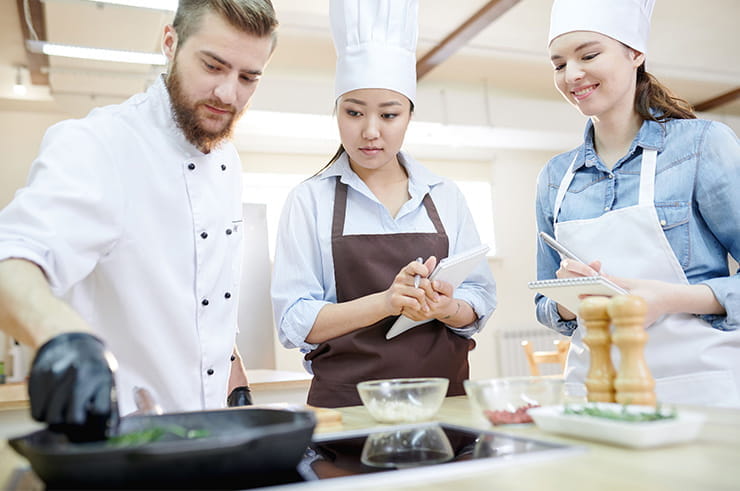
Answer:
[
  {"left": 695, "top": 122, "right": 740, "bottom": 331},
  {"left": 0, "top": 121, "right": 122, "bottom": 295},
  {"left": 270, "top": 185, "right": 327, "bottom": 353}
]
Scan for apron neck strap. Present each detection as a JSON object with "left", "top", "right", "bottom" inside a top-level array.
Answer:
[
  {"left": 552, "top": 153, "right": 578, "bottom": 224},
  {"left": 638, "top": 148, "right": 657, "bottom": 205},
  {"left": 552, "top": 148, "right": 658, "bottom": 223},
  {"left": 332, "top": 179, "right": 349, "bottom": 240}
]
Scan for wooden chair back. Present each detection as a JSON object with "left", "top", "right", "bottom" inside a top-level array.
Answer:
[{"left": 521, "top": 339, "right": 570, "bottom": 376}]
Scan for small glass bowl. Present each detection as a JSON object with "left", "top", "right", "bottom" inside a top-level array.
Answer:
[
  {"left": 356, "top": 377, "right": 449, "bottom": 424},
  {"left": 464, "top": 377, "right": 565, "bottom": 425}
]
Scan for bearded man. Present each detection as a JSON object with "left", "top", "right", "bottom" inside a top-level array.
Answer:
[{"left": 0, "top": 0, "right": 278, "bottom": 440}]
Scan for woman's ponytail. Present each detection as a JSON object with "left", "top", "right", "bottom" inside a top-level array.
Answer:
[{"left": 635, "top": 64, "right": 696, "bottom": 122}]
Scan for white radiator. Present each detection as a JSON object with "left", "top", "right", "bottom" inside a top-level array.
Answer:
[{"left": 495, "top": 327, "right": 569, "bottom": 377}]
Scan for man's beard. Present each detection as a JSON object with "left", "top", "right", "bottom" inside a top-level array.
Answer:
[{"left": 165, "top": 60, "right": 244, "bottom": 153}]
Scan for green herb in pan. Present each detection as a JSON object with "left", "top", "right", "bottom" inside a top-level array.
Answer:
[
  {"left": 563, "top": 404, "right": 677, "bottom": 422},
  {"left": 107, "top": 425, "right": 211, "bottom": 446}
]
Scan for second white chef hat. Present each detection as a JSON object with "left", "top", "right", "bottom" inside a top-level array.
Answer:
[
  {"left": 330, "top": 0, "right": 419, "bottom": 104},
  {"left": 548, "top": 0, "right": 656, "bottom": 54}
]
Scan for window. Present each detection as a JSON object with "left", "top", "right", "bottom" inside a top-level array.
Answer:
[
  {"left": 243, "top": 173, "right": 496, "bottom": 259},
  {"left": 455, "top": 180, "right": 496, "bottom": 256}
]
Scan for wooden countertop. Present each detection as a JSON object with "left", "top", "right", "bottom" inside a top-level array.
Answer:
[
  {"left": 3, "top": 396, "right": 739, "bottom": 490},
  {"left": 0, "top": 369, "right": 311, "bottom": 409},
  {"left": 0, "top": 383, "right": 28, "bottom": 411},
  {"left": 248, "top": 368, "right": 312, "bottom": 389}
]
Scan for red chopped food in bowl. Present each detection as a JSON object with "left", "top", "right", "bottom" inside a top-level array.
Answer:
[{"left": 484, "top": 403, "right": 540, "bottom": 425}]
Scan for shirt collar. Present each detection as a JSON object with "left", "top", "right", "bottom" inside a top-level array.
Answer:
[
  {"left": 318, "top": 150, "right": 443, "bottom": 199},
  {"left": 574, "top": 117, "right": 667, "bottom": 172}
]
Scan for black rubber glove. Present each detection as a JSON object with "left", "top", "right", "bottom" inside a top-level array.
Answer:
[
  {"left": 227, "top": 386, "right": 253, "bottom": 407},
  {"left": 28, "top": 332, "right": 119, "bottom": 442}
]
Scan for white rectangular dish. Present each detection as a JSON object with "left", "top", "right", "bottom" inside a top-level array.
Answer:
[{"left": 528, "top": 403, "right": 706, "bottom": 448}]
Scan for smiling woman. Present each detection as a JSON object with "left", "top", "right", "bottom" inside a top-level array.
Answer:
[{"left": 535, "top": 0, "right": 740, "bottom": 408}]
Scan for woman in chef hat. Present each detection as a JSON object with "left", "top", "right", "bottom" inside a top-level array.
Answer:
[
  {"left": 271, "top": 0, "right": 496, "bottom": 408},
  {"left": 535, "top": 0, "right": 740, "bottom": 406}
]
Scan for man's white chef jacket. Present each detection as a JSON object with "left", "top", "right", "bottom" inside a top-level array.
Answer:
[{"left": 0, "top": 76, "right": 244, "bottom": 415}]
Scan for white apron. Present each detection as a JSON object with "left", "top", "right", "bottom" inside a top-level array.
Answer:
[{"left": 553, "top": 148, "right": 740, "bottom": 407}]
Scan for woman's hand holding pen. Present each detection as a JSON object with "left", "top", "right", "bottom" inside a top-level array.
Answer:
[
  {"left": 385, "top": 256, "right": 437, "bottom": 319},
  {"left": 396, "top": 257, "right": 471, "bottom": 326},
  {"left": 556, "top": 258, "right": 602, "bottom": 279},
  {"left": 381, "top": 256, "right": 476, "bottom": 327}
]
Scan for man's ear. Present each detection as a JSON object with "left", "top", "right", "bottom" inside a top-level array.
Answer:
[{"left": 162, "top": 24, "right": 178, "bottom": 62}]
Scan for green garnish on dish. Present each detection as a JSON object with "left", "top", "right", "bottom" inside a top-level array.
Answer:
[
  {"left": 563, "top": 404, "right": 677, "bottom": 422},
  {"left": 107, "top": 425, "right": 211, "bottom": 446}
]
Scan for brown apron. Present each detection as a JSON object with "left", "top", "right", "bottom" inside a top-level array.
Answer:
[{"left": 306, "top": 179, "right": 474, "bottom": 408}]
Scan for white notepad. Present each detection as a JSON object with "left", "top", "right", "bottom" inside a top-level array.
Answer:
[
  {"left": 385, "top": 244, "right": 490, "bottom": 340},
  {"left": 528, "top": 276, "right": 628, "bottom": 314}
]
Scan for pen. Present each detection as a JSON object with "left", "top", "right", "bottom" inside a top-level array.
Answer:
[
  {"left": 413, "top": 257, "right": 423, "bottom": 288},
  {"left": 539, "top": 231, "right": 587, "bottom": 264}
]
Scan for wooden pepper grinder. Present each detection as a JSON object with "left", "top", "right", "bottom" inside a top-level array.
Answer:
[
  {"left": 579, "top": 296, "right": 616, "bottom": 402},
  {"left": 608, "top": 295, "right": 656, "bottom": 406}
]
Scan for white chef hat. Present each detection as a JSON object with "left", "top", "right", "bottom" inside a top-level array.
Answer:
[
  {"left": 548, "top": 0, "right": 656, "bottom": 54},
  {"left": 330, "top": 0, "right": 419, "bottom": 103}
]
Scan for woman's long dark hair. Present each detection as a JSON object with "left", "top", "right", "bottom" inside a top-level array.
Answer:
[
  {"left": 635, "top": 64, "right": 696, "bottom": 122},
  {"left": 311, "top": 144, "right": 347, "bottom": 178}
]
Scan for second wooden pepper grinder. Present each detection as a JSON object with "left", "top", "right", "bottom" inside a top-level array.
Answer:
[{"left": 608, "top": 295, "right": 656, "bottom": 406}]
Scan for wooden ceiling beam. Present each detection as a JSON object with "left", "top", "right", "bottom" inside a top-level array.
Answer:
[
  {"left": 16, "top": 0, "right": 49, "bottom": 86},
  {"left": 416, "top": 0, "right": 521, "bottom": 80},
  {"left": 693, "top": 87, "right": 740, "bottom": 112}
]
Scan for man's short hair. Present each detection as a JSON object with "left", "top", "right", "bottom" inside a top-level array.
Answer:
[{"left": 173, "top": 0, "right": 279, "bottom": 51}]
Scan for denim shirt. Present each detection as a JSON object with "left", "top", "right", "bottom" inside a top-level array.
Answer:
[{"left": 535, "top": 117, "right": 740, "bottom": 335}]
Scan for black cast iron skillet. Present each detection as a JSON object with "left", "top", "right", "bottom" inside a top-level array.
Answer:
[{"left": 9, "top": 407, "right": 316, "bottom": 489}]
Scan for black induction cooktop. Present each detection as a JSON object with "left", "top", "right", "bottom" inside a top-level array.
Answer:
[{"left": 250, "top": 422, "right": 583, "bottom": 489}]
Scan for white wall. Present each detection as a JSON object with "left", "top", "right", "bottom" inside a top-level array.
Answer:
[{"left": 0, "top": 110, "right": 68, "bottom": 208}]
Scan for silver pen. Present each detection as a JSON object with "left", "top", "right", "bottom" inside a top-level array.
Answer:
[
  {"left": 539, "top": 231, "right": 586, "bottom": 263},
  {"left": 413, "top": 257, "right": 423, "bottom": 288}
]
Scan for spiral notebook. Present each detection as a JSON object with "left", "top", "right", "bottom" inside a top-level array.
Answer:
[
  {"left": 528, "top": 276, "right": 627, "bottom": 313},
  {"left": 385, "top": 244, "right": 490, "bottom": 340}
]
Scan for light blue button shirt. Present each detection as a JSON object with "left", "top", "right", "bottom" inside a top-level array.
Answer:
[
  {"left": 271, "top": 151, "right": 497, "bottom": 362},
  {"left": 535, "top": 117, "right": 740, "bottom": 335}
]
